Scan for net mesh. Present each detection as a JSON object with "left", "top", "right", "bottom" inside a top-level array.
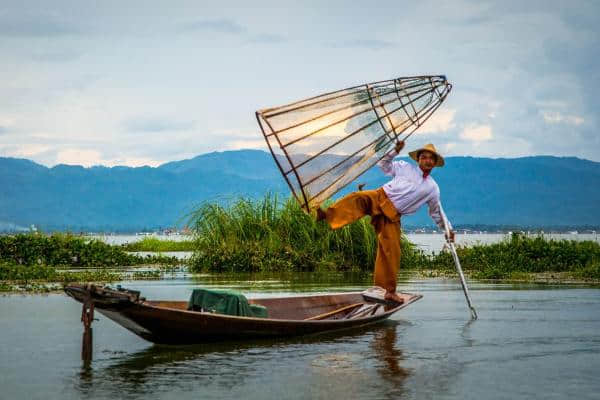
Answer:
[{"left": 256, "top": 75, "right": 452, "bottom": 211}]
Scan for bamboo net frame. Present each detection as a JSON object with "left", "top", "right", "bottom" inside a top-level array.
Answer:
[{"left": 256, "top": 75, "right": 452, "bottom": 211}]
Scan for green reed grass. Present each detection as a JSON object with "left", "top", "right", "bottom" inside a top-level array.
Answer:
[
  {"left": 187, "top": 193, "right": 423, "bottom": 273},
  {"left": 121, "top": 237, "right": 196, "bottom": 252}
]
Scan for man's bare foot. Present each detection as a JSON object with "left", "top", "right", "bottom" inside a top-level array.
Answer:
[{"left": 384, "top": 292, "right": 404, "bottom": 304}]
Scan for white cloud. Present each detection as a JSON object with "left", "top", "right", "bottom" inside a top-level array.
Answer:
[
  {"left": 123, "top": 117, "right": 196, "bottom": 133},
  {"left": 5, "top": 144, "right": 52, "bottom": 159},
  {"left": 541, "top": 111, "right": 584, "bottom": 126},
  {"left": 0, "top": 115, "right": 16, "bottom": 128},
  {"left": 55, "top": 148, "right": 162, "bottom": 167},
  {"left": 443, "top": 142, "right": 458, "bottom": 153},
  {"left": 460, "top": 124, "right": 493, "bottom": 142},
  {"left": 224, "top": 139, "right": 267, "bottom": 151},
  {"left": 180, "top": 19, "right": 246, "bottom": 35},
  {"left": 55, "top": 149, "right": 103, "bottom": 166},
  {"left": 418, "top": 108, "right": 456, "bottom": 134}
]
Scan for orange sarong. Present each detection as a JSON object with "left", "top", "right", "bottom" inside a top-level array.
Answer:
[{"left": 324, "top": 188, "right": 401, "bottom": 293}]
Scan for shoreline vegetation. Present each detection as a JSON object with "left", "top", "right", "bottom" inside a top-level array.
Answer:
[
  {"left": 0, "top": 233, "right": 180, "bottom": 292},
  {"left": 120, "top": 237, "right": 197, "bottom": 252},
  {"left": 1, "top": 195, "right": 599, "bottom": 292},
  {"left": 185, "top": 196, "right": 600, "bottom": 280}
]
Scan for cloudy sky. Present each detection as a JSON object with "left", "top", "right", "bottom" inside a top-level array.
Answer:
[{"left": 1, "top": 0, "right": 598, "bottom": 167}]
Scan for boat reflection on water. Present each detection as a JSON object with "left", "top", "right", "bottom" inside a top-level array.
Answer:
[
  {"left": 75, "top": 321, "right": 410, "bottom": 399},
  {"left": 371, "top": 323, "right": 411, "bottom": 399},
  {"left": 373, "top": 323, "right": 410, "bottom": 380}
]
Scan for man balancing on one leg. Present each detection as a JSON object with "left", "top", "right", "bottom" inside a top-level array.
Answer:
[{"left": 315, "top": 141, "right": 455, "bottom": 304}]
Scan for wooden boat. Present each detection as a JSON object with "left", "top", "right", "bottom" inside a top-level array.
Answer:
[{"left": 65, "top": 284, "right": 422, "bottom": 345}]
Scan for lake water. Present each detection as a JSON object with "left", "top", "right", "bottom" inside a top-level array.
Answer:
[{"left": 1, "top": 274, "right": 599, "bottom": 400}]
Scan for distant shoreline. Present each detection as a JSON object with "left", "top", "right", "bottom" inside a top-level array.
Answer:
[{"left": 1, "top": 227, "right": 599, "bottom": 235}]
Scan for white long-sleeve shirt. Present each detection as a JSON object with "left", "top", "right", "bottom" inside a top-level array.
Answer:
[{"left": 377, "top": 151, "right": 452, "bottom": 231}]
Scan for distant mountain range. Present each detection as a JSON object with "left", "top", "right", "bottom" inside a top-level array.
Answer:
[{"left": 1, "top": 150, "right": 599, "bottom": 231}]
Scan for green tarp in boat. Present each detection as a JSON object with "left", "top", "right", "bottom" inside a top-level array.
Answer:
[{"left": 188, "top": 288, "right": 268, "bottom": 318}]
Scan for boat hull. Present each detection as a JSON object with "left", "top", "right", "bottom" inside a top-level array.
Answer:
[{"left": 65, "top": 284, "right": 422, "bottom": 344}]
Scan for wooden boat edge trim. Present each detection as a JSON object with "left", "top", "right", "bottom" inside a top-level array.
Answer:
[{"left": 138, "top": 293, "right": 423, "bottom": 324}]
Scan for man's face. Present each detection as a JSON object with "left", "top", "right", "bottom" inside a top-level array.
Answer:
[{"left": 418, "top": 150, "right": 437, "bottom": 172}]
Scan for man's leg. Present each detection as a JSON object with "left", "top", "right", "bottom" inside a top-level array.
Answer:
[
  {"left": 372, "top": 215, "right": 402, "bottom": 300},
  {"left": 324, "top": 190, "right": 381, "bottom": 229}
]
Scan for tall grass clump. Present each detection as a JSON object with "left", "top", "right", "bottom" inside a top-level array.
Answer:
[
  {"left": 427, "top": 233, "right": 600, "bottom": 279},
  {"left": 187, "top": 194, "right": 422, "bottom": 273}
]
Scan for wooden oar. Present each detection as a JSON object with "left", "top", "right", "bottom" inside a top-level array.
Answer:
[{"left": 439, "top": 202, "right": 478, "bottom": 320}]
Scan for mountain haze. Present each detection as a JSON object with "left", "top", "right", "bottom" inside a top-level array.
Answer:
[{"left": 1, "top": 150, "right": 598, "bottom": 231}]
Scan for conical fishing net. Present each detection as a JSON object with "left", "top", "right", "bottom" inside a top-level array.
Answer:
[{"left": 256, "top": 75, "right": 452, "bottom": 211}]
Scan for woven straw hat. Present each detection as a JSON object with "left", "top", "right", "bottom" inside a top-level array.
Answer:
[{"left": 408, "top": 143, "right": 445, "bottom": 167}]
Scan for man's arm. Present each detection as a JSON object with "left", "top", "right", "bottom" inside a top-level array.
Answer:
[
  {"left": 427, "top": 196, "right": 455, "bottom": 242},
  {"left": 377, "top": 141, "right": 405, "bottom": 176}
]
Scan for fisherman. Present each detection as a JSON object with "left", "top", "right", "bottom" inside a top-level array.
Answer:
[{"left": 315, "top": 141, "right": 455, "bottom": 304}]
